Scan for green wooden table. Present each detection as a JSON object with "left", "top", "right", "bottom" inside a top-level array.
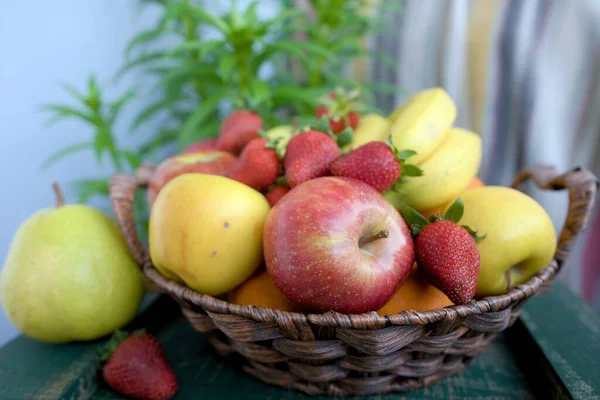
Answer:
[{"left": 0, "top": 283, "right": 598, "bottom": 400}]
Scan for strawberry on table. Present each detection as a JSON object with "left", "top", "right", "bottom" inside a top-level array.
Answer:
[
  {"left": 316, "top": 88, "right": 362, "bottom": 134},
  {"left": 217, "top": 110, "right": 263, "bottom": 154},
  {"left": 227, "top": 138, "right": 281, "bottom": 191},
  {"left": 283, "top": 130, "right": 340, "bottom": 188},
  {"left": 100, "top": 331, "right": 178, "bottom": 400},
  {"left": 330, "top": 142, "right": 422, "bottom": 192},
  {"left": 400, "top": 199, "right": 485, "bottom": 304}
]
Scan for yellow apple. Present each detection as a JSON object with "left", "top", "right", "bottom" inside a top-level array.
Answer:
[
  {"left": 458, "top": 186, "right": 557, "bottom": 296},
  {"left": 149, "top": 173, "right": 270, "bottom": 296}
]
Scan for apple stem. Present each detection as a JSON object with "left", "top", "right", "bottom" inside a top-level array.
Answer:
[
  {"left": 52, "top": 182, "right": 65, "bottom": 207},
  {"left": 359, "top": 230, "right": 389, "bottom": 246}
]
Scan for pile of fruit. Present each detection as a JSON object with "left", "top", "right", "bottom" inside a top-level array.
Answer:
[
  {"left": 0, "top": 87, "right": 560, "bottom": 400},
  {"left": 147, "top": 87, "right": 558, "bottom": 315}
]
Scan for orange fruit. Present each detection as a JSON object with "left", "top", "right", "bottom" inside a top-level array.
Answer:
[
  {"left": 377, "top": 266, "right": 454, "bottom": 315},
  {"left": 228, "top": 268, "right": 298, "bottom": 311},
  {"left": 422, "top": 176, "right": 485, "bottom": 218}
]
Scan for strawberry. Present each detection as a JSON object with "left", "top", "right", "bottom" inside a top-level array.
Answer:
[
  {"left": 266, "top": 185, "right": 290, "bottom": 206},
  {"left": 315, "top": 88, "right": 362, "bottom": 134},
  {"left": 181, "top": 137, "right": 218, "bottom": 154},
  {"left": 100, "top": 331, "right": 178, "bottom": 400},
  {"left": 217, "top": 110, "right": 263, "bottom": 154},
  {"left": 400, "top": 199, "right": 485, "bottom": 304},
  {"left": 283, "top": 130, "right": 340, "bottom": 188},
  {"left": 330, "top": 142, "right": 423, "bottom": 191},
  {"left": 330, "top": 142, "right": 399, "bottom": 191},
  {"left": 227, "top": 138, "right": 280, "bottom": 191}
]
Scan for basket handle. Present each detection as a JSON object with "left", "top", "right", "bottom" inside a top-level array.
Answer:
[
  {"left": 109, "top": 164, "right": 156, "bottom": 266},
  {"left": 511, "top": 164, "right": 599, "bottom": 269}
]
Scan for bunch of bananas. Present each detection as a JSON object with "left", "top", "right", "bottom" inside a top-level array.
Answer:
[{"left": 351, "top": 87, "right": 482, "bottom": 215}]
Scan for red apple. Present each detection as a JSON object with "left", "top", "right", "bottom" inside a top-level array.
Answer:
[
  {"left": 147, "top": 150, "right": 237, "bottom": 207},
  {"left": 181, "top": 138, "right": 218, "bottom": 154},
  {"left": 264, "top": 176, "right": 415, "bottom": 314}
]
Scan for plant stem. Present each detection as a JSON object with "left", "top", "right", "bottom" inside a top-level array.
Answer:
[
  {"left": 182, "top": 0, "right": 205, "bottom": 98},
  {"left": 359, "top": 230, "right": 389, "bottom": 246}
]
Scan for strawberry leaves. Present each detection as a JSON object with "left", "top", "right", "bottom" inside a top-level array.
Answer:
[
  {"left": 400, "top": 198, "right": 486, "bottom": 242},
  {"left": 385, "top": 137, "right": 423, "bottom": 179},
  {"left": 399, "top": 205, "right": 429, "bottom": 237},
  {"left": 444, "top": 198, "right": 464, "bottom": 223}
]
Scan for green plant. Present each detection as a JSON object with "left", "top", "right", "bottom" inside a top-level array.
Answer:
[{"left": 42, "top": 0, "right": 400, "bottom": 212}]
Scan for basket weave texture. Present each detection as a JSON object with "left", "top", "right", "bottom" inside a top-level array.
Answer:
[{"left": 110, "top": 164, "right": 598, "bottom": 396}]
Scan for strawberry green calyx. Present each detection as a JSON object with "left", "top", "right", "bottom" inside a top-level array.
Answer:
[
  {"left": 385, "top": 137, "right": 423, "bottom": 178},
  {"left": 317, "top": 87, "right": 364, "bottom": 118},
  {"left": 400, "top": 198, "right": 486, "bottom": 242},
  {"left": 98, "top": 329, "right": 145, "bottom": 362},
  {"left": 305, "top": 115, "right": 354, "bottom": 149},
  {"left": 336, "top": 127, "right": 354, "bottom": 147}
]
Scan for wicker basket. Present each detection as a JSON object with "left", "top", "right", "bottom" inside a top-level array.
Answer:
[{"left": 109, "top": 164, "right": 597, "bottom": 396}]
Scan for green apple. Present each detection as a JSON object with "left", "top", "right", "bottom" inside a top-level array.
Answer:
[
  {"left": 0, "top": 184, "right": 144, "bottom": 343},
  {"left": 458, "top": 186, "right": 557, "bottom": 296}
]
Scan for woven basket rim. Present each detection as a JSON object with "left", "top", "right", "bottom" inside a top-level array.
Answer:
[
  {"left": 109, "top": 163, "right": 598, "bottom": 330},
  {"left": 141, "top": 258, "right": 559, "bottom": 328}
]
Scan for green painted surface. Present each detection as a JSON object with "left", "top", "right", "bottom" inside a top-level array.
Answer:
[
  {"left": 518, "top": 284, "right": 600, "bottom": 400},
  {"left": 0, "top": 283, "right": 597, "bottom": 399}
]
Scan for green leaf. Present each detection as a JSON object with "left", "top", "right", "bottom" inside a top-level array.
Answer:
[
  {"left": 444, "top": 198, "right": 465, "bottom": 224},
  {"left": 400, "top": 164, "right": 424, "bottom": 177},
  {"left": 108, "top": 90, "right": 135, "bottom": 124},
  {"left": 249, "top": 79, "right": 270, "bottom": 105},
  {"left": 462, "top": 225, "right": 487, "bottom": 243},
  {"left": 179, "top": 93, "right": 224, "bottom": 148},
  {"left": 242, "top": 1, "right": 260, "bottom": 29},
  {"left": 166, "top": 39, "right": 226, "bottom": 58},
  {"left": 336, "top": 128, "right": 353, "bottom": 147},
  {"left": 93, "top": 129, "right": 112, "bottom": 162},
  {"left": 138, "top": 129, "right": 179, "bottom": 158},
  {"left": 395, "top": 149, "right": 417, "bottom": 161},
  {"left": 130, "top": 98, "right": 178, "bottom": 133},
  {"left": 261, "top": 7, "right": 303, "bottom": 28},
  {"left": 253, "top": 41, "right": 311, "bottom": 73},
  {"left": 41, "top": 142, "right": 91, "bottom": 170},
  {"left": 218, "top": 54, "right": 237, "bottom": 81},
  {"left": 399, "top": 204, "right": 429, "bottom": 237},
  {"left": 59, "top": 82, "right": 87, "bottom": 103},
  {"left": 125, "top": 27, "right": 165, "bottom": 59},
  {"left": 114, "top": 52, "right": 170, "bottom": 79},
  {"left": 293, "top": 40, "right": 336, "bottom": 59},
  {"left": 40, "top": 104, "right": 95, "bottom": 126},
  {"left": 272, "top": 86, "right": 325, "bottom": 108},
  {"left": 188, "top": 5, "right": 231, "bottom": 36},
  {"left": 74, "top": 179, "right": 110, "bottom": 204}
]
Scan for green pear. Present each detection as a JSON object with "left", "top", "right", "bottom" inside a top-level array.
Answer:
[{"left": 0, "top": 183, "right": 144, "bottom": 343}]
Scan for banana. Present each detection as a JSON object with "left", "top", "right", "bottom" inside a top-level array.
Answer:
[
  {"left": 345, "top": 113, "right": 391, "bottom": 151},
  {"left": 387, "top": 128, "right": 482, "bottom": 211},
  {"left": 388, "top": 87, "right": 457, "bottom": 165}
]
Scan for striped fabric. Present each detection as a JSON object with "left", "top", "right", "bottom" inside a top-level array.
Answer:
[{"left": 368, "top": 0, "right": 600, "bottom": 309}]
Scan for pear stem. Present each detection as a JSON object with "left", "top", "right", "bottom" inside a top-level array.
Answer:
[
  {"left": 505, "top": 270, "right": 512, "bottom": 291},
  {"left": 52, "top": 182, "right": 65, "bottom": 207},
  {"left": 359, "top": 230, "right": 389, "bottom": 246}
]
